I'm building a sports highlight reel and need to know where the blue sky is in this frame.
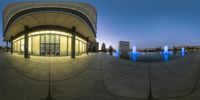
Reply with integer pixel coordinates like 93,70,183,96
0,0,200,49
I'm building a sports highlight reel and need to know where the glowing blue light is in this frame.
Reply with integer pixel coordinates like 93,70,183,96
160,45,173,61
160,45,171,55
116,49,119,53
131,54,137,62
164,53,169,61
181,47,185,56
181,47,184,52
128,46,140,62
132,46,137,53
114,49,120,58
164,45,168,53
128,52,139,62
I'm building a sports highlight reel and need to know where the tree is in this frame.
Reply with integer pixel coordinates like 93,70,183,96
186,46,190,53
158,46,161,52
172,46,177,55
173,46,177,53
155,47,161,52
191,46,194,53
101,43,107,53
108,45,114,55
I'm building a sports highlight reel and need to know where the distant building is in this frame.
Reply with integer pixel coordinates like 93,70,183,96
174,46,200,52
142,47,161,52
119,41,130,53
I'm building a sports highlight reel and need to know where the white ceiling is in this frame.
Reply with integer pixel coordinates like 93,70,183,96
4,12,95,41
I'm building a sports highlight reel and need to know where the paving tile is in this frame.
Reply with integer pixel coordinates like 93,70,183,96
0,52,199,100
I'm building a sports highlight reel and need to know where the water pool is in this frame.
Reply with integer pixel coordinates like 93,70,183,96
113,52,195,62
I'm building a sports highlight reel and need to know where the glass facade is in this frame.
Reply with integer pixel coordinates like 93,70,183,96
13,30,87,56
40,34,60,56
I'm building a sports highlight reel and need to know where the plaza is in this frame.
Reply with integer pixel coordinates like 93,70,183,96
0,52,200,100
1,1,200,100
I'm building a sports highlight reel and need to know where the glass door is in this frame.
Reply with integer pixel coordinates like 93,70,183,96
46,43,50,56
55,44,60,56
40,43,45,56
40,34,60,56
50,43,55,56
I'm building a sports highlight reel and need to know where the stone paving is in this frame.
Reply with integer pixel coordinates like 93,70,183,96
0,52,199,100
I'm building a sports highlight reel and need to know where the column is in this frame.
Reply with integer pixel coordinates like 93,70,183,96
86,37,89,55
24,26,29,58
71,27,76,58
6,41,8,52
11,36,14,54
6,41,8,48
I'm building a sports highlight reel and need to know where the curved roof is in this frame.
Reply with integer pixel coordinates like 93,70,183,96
3,1,97,41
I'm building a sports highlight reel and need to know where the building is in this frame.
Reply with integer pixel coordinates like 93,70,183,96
89,42,99,52
3,1,98,58
118,41,130,53
173,46,200,52
141,47,161,52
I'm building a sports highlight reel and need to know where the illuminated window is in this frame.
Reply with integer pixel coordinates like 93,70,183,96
12,30,87,56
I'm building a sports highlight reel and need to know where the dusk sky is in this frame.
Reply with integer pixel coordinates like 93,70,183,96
0,0,200,49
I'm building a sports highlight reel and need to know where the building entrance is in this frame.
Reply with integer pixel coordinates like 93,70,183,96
40,34,60,56
41,43,60,56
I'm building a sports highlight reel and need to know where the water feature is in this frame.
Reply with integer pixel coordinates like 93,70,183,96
113,45,188,62
132,46,137,53
160,45,173,61
128,46,140,62
164,45,168,53
181,47,185,56
113,49,120,58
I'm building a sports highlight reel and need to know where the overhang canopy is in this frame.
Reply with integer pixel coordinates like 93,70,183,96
3,2,97,42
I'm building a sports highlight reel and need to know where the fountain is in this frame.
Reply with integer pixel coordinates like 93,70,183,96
164,45,168,54
181,47,185,56
128,46,140,62
132,46,137,54
163,53,169,61
160,45,173,61
113,49,120,58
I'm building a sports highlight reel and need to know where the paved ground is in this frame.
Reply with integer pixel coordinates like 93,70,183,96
0,52,199,100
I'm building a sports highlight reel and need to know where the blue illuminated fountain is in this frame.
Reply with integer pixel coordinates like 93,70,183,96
164,45,168,53
160,45,173,61
128,46,140,62
132,46,137,54
181,47,185,56
113,49,120,58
